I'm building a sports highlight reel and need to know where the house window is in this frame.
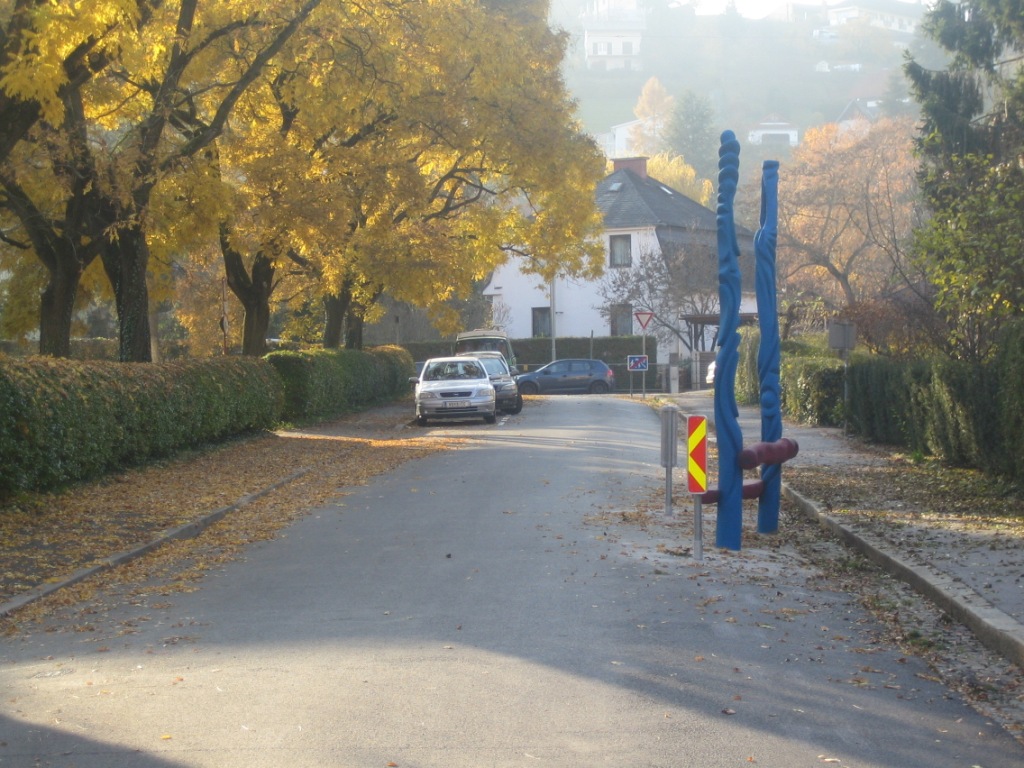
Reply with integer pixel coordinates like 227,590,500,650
532,307,551,338
609,234,632,268
609,304,632,336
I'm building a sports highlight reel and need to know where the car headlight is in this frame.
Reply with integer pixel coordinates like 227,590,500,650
479,387,495,398
418,391,439,400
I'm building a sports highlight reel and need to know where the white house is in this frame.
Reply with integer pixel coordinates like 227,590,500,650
483,157,759,385
580,0,646,72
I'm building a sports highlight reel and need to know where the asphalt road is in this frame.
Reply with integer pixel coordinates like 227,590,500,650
1,396,1021,767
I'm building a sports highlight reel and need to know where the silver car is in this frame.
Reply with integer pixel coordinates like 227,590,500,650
410,357,496,427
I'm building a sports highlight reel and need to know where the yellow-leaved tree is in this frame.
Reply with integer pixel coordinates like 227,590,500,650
2,0,605,359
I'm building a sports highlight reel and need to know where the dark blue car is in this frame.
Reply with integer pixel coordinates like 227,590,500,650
515,359,616,395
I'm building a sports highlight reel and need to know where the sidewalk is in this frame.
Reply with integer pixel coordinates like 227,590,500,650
667,388,1024,670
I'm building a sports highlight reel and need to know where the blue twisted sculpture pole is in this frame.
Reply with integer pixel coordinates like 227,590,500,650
755,161,782,533
714,131,744,550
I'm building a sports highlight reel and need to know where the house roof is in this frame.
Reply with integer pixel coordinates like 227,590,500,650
597,168,718,231
596,166,754,238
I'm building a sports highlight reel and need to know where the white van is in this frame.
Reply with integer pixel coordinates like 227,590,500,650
454,329,517,372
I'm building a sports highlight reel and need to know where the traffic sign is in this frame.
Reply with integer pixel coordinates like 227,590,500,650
634,311,654,330
627,354,649,371
687,416,708,493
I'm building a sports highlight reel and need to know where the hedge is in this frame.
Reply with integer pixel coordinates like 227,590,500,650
766,321,1024,483
265,344,413,423
0,356,283,498
0,345,414,499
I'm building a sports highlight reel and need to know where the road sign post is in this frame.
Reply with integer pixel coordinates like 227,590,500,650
660,405,679,518
626,354,649,399
687,416,708,561
634,312,654,399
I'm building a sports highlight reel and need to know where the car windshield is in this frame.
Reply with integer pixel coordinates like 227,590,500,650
478,358,508,376
424,360,485,381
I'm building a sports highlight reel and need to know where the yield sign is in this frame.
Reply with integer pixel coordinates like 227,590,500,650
634,311,654,330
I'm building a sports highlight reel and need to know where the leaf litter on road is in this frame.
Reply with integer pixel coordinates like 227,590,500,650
0,403,447,634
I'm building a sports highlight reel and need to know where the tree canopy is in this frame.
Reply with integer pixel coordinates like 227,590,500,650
0,0,605,360
904,0,1024,360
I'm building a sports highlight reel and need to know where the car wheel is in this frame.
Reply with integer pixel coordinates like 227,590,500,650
519,381,539,396
589,381,609,394
507,393,523,415
416,415,428,426
484,412,497,424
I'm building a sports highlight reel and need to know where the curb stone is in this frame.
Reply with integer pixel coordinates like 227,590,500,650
0,468,310,619
783,482,1024,669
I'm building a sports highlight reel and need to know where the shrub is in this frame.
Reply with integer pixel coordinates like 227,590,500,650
0,357,283,498
266,345,413,423
780,356,845,426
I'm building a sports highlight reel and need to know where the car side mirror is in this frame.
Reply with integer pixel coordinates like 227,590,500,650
509,366,520,375
408,376,419,385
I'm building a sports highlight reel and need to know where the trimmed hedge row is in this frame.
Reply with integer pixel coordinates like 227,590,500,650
0,357,284,497
0,345,414,498
736,322,1024,483
265,345,413,422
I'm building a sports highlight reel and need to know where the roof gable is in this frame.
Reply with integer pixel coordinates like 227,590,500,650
596,167,755,238
596,168,719,231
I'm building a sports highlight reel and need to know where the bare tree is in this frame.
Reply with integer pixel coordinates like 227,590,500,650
597,244,720,355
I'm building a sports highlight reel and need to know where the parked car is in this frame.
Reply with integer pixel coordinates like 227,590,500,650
409,357,496,426
515,359,616,395
458,351,522,414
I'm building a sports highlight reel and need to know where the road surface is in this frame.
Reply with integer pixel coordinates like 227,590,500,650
1,396,1020,767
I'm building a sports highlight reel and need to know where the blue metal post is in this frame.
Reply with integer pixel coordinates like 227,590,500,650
714,131,744,551
755,161,782,533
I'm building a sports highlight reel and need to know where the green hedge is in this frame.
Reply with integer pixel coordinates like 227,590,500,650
266,345,413,423
0,345,414,499
0,356,283,498
770,321,1024,483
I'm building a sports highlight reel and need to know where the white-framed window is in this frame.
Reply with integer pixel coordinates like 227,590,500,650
609,303,632,336
609,234,632,268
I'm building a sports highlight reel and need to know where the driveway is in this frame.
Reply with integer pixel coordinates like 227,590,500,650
0,396,1020,767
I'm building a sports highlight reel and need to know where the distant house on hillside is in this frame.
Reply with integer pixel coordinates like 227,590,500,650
836,98,882,133
787,0,924,34
482,157,757,384
594,118,645,158
826,0,924,34
580,0,646,72
748,117,799,147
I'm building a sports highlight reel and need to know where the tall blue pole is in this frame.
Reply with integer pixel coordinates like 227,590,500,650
714,131,744,551
755,161,782,533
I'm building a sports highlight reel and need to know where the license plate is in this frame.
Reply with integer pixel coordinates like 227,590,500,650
444,400,470,408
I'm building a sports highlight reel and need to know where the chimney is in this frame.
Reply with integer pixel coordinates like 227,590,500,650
612,157,648,178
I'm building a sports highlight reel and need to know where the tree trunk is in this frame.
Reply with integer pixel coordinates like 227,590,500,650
38,250,81,358
241,261,273,356
345,310,364,349
221,232,275,357
322,292,350,349
101,225,153,362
